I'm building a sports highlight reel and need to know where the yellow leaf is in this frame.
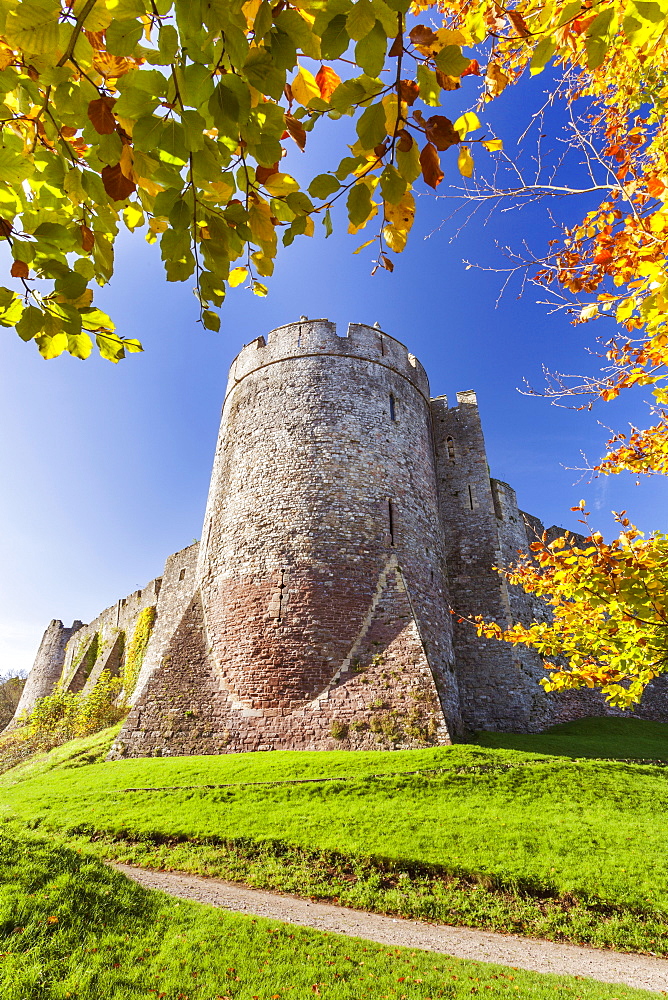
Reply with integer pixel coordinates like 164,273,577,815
291,67,320,107
486,62,509,98
36,333,68,359
149,218,168,235
457,145,474,177
207,179,236,201
119,144,135,181
383,225,407,252
353,238,375,254
453,112,481,138
381,94,406,136
263,172,300,197
482,138,503,152
252,281,268,296
229,267,248,287
384,191,415,232
304,216,314,237
249,200,275,242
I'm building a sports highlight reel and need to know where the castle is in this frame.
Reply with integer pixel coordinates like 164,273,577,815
11,320,668,753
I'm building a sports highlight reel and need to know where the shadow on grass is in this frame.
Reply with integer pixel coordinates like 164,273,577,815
470,716,668,762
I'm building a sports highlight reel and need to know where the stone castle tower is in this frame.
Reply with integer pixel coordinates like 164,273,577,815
11,320,668,752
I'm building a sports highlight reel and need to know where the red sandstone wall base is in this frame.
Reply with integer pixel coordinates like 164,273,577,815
111,569,452,758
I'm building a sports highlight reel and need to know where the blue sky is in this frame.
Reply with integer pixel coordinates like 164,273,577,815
1,70,666,677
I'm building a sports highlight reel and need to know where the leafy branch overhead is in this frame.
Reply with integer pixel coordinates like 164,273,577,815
0,0,663,367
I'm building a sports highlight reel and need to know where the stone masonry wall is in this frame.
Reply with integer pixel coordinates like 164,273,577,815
8,618,83,727
431,391,548,731
116,558,449,755
11,545,199,727
117,319,460,756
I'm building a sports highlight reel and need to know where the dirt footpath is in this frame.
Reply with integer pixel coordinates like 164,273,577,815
113,864,668,994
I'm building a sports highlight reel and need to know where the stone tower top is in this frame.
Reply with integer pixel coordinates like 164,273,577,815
224,319,430,400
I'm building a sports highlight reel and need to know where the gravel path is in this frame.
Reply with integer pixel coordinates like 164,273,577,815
113,864,668,994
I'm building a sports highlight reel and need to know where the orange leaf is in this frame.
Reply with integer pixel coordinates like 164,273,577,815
256,162,280,184
10,260,28,278
87,96,116,135
315,65,341,102
285,114,306,151
461,59,480,77
399,79,419,105
80,225,95,252
507,10,530,37
420,142,443,189
101,162,136,201
424,114,460,151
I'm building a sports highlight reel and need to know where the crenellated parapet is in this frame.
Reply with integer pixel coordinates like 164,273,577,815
224,319,431,401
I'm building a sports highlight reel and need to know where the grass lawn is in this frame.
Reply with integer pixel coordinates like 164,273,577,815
0,827,659,1000
1,717,667,956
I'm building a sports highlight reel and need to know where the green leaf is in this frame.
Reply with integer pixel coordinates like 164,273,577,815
113,87,160,119
54,270,88,300
160,226,191,261
632,1,664,22
336,155,366,180
323,207,333,236
33,222,76,248
0,147,34,185
380,164,406,204
243,46,286,100
347,0,376,41
530,37,556,76
105,18,143,57
355,22,387,77
202,309,220,331
169,198,192,230
16,305,43,342
320,13,350,59
133,115,165,153
347,182,373,226
308,173,341,200
416,64,439,106
434,45,470,77
158,121,188,164
158,23,179,59
356,101,386,150
181,109,207,151
396,139,420,182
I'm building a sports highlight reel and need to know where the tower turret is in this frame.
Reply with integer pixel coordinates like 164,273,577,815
118,320,460,755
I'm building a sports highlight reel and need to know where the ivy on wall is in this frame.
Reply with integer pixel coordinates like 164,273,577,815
122,606,157,697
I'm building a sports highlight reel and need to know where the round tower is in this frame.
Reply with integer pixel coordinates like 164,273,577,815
190,318,461,747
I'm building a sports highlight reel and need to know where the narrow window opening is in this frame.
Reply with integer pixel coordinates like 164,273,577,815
468,484,474,510
380,335,386,356
430,569,434,583
389,393,396,421
178,568,186,581
388,499,395,546
446,436,455,461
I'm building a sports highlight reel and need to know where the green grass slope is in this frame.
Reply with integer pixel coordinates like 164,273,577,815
473,718,668,761
2,718,667,955
0,828,658,1000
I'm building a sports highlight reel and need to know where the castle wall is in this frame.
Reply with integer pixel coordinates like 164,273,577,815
117,319,460,756
431,391,548,731
9,619,83,726
131,543,199,704
14,319,668,749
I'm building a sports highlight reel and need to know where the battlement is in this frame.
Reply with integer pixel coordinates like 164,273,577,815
224,319,430,399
